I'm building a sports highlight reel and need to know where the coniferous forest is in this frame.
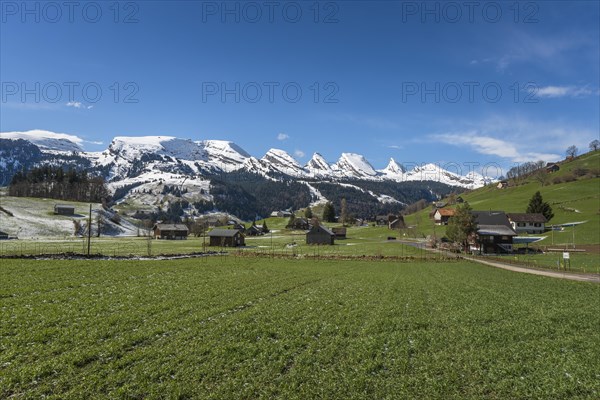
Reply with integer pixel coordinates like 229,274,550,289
9,166,109,203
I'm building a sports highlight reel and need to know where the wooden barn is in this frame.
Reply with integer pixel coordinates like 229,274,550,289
388,216,406,230
246,225,265,236
331,227,347,239
286,217,310,231
54,204,75,216
208,229,245,247
433,209,455,225
546,163,560,173
152,223,189,240
306,225,335,245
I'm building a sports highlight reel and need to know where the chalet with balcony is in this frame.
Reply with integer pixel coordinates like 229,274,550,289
471,211,517,254
507,213,547,234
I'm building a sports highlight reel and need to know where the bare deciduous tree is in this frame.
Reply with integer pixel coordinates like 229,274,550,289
566,145,578,159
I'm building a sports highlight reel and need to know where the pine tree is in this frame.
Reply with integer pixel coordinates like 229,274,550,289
305,207,313,219
446,202,476,252
262,220,269,233
322,202,336,222
526,191,554,221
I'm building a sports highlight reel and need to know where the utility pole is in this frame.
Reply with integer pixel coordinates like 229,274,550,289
87,203,92,257
270,229,273,258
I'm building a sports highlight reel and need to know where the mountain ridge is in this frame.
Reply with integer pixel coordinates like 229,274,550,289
0,130,484,219
1,130,491,188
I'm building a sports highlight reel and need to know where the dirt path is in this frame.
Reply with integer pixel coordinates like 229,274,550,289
462,255,600,283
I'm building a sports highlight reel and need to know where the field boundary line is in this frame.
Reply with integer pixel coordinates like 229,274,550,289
462,256,600,283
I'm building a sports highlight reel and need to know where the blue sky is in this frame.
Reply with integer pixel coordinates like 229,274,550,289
1,1,598,176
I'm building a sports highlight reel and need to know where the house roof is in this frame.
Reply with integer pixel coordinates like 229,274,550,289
472,211,512,228
507,213,547,223
477,225,517,236
309,225,334,236
208,228,241,237
436,208,455,217
389,218,405,226
154,223,189,231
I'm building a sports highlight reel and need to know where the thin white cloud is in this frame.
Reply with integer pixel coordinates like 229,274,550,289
387,145,403,150
66,102,94,109
474,30,595,72
85,140,104,145
429,115,598,164
277,133,289,141
433,133,561,163
536,85,598,98
294,150,305,158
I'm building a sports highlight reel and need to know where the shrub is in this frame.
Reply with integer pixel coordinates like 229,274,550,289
552,176,563,185
587,168,600,178
562,173,577,182
573,167,589,177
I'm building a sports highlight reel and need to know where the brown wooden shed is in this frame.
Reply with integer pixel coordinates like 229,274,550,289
306,225,335,245
208,229,245,247
153,223,189,240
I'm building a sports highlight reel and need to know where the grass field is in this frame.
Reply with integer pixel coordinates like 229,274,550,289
1,258,599,399
0,226,435,259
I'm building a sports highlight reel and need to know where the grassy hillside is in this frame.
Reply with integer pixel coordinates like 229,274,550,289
404,151,600,246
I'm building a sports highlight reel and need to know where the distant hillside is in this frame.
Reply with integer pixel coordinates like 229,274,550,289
404,151,600,246
0,191,139,238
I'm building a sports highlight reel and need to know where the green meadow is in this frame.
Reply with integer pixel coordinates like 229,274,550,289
1,257,599,399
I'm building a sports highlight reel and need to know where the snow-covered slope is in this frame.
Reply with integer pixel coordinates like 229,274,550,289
260,149,307,177
197,140,250,171
108,136,206,161
305,153,333,177
0,195,138,238
403,163,484,189
379,158,406,179
2,130,83,153
331,153,378,179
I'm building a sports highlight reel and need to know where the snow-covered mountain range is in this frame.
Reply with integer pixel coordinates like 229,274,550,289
1,130,491,189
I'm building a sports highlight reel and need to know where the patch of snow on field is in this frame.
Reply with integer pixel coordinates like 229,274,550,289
0,196,139,238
